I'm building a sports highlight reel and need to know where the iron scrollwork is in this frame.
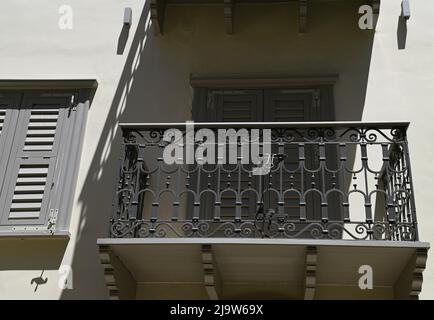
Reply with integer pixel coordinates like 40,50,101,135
110,123,417,241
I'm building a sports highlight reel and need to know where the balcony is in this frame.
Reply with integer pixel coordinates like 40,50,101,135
98,122,428,299
111,121,418,241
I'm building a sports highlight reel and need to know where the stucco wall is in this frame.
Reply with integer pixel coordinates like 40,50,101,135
0,0,432,299
362,0,434,299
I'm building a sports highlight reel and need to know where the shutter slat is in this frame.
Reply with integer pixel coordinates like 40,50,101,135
23,145,53,151
27,129,56,136
29,114,59,120
18,167,49,175
27,122,57,128
10,202,42,210
13,194,44,201
25,137,55,144
30,108,60,113
16,177,47,184
14,185,46,192
8,212,40,219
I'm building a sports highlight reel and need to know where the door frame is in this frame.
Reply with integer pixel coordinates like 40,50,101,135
189,74,341,226
191,74,338,122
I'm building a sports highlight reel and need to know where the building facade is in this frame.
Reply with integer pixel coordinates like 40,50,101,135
0,0,432,299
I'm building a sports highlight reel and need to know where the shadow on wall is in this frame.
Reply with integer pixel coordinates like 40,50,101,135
60,1,377,299
397,15,408,50
60,3,155,299
117,24,130,55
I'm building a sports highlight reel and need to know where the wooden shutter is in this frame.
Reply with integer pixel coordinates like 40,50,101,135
214,90,262,122
190,90,263,220
0,96,69,226
264,89,341,222
0,95,20,195
264,90,320,220
214,90,262,219
191,87,337,224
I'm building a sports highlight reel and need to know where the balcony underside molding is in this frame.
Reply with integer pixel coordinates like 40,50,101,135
147,0,375,35
304,246,317,299
410,248,429,299
97,239,429,300
394,247,428,299
99,245,120,300
98,238,429,248
99,245,136,300
202,244,222,299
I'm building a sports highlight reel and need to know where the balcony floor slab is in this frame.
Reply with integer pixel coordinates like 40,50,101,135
97,238,429,300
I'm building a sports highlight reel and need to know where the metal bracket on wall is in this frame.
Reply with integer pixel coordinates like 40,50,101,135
123,7,132,26
401,0,410,20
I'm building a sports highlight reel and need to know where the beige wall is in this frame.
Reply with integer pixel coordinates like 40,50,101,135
362,0,434,299
0,0,432,299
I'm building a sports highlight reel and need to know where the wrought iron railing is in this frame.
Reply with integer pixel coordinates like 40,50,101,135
111,122,418,241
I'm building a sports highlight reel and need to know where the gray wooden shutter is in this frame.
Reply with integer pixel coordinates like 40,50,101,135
264,89,340,223
190,89,263,221
191,87,337,224
264,90,315,122
214,90,262,122
0,96,69,227
214,90,262,219
0,95,20,195
264,90,318,220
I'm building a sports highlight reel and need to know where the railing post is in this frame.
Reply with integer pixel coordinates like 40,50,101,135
319,141,328,222
110,136,126,237
299,143,307,221
402,127,419,241
130,143,145,222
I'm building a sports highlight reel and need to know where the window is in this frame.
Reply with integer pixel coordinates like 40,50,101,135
0,82,95,235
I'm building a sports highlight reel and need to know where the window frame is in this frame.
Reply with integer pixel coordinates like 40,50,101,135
0,80,97,236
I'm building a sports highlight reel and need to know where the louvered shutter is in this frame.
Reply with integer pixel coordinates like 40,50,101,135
0,95,20,194
0,96,68,226
191,87,337,224
264,90,320,220
189,90,263,220
214,91,263,219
